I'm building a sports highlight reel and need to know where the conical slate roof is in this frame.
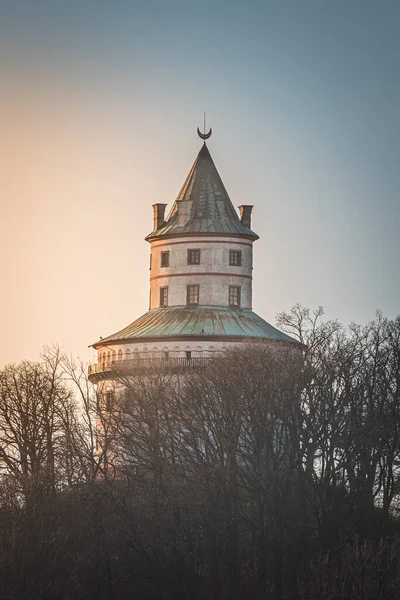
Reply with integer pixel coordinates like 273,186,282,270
93,306,297,347
146,144,258,239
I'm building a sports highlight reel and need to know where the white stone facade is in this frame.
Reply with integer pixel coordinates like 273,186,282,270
94,232,256,367
149,236,253,310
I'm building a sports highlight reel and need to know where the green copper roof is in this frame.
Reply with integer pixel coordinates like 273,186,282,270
146,144,258,240
93,306,297,346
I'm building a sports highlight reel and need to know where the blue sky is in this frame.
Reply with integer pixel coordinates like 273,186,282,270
0,0,399,365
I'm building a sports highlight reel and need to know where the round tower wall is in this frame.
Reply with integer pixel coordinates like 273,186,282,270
149,236,253,309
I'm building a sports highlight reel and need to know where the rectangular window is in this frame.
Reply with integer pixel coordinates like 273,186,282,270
187,285,199,306
229,250,242,266
188,249,201,265
160,251,169,267
149,253,152,270
160,286,168,306
229,286,241,308
105,392,114,412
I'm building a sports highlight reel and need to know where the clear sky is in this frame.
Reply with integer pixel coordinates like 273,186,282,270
1,0,399,367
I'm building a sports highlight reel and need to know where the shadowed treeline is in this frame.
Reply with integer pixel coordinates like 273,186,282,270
0,306,399,599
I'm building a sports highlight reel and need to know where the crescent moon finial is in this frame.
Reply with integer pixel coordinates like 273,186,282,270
197,126,212,140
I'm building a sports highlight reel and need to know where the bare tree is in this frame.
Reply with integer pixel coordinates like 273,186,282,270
0,347,76,498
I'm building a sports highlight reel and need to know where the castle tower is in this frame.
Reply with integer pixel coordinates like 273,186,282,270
89,131,295,383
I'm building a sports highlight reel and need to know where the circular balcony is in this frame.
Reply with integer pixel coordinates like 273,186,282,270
88,357,212,382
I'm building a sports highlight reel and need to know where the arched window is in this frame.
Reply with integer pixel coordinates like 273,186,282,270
107,351,111,362
112,350,116,361
118,349,123,360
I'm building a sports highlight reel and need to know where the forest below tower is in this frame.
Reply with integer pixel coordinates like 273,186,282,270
0,305,399,600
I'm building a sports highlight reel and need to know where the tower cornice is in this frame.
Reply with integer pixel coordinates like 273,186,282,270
146,231,259,243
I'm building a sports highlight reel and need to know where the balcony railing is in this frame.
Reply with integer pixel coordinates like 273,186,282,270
88,357,212,380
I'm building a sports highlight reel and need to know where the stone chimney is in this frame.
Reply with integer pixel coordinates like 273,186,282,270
152,203,167,231
238,205,254,230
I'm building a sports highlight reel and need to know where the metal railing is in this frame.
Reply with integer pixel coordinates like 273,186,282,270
88,357,212,377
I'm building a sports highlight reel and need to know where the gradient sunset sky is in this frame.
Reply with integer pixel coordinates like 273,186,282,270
1,0,399,367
